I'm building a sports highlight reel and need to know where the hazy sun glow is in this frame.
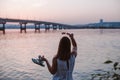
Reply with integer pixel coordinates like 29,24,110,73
0,0,120,24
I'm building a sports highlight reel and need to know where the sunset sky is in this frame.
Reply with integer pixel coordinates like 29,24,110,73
0,0,120,24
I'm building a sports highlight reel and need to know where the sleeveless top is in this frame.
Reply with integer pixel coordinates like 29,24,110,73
53,47,77,80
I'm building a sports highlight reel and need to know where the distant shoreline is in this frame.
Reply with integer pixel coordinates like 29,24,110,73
4,27,120,29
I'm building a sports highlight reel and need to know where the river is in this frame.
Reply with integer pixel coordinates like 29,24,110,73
0,29,120,80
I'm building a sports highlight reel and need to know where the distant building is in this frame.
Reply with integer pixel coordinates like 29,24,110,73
100,19,103,23
88,19,120,28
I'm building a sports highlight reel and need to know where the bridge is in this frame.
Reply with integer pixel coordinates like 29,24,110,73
0,18,73,34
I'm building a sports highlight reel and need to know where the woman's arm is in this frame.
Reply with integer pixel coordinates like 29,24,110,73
69,33,77,48
67,33,77,57
41,56,57,75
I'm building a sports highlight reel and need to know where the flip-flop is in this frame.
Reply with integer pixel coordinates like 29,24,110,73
32,58,45,67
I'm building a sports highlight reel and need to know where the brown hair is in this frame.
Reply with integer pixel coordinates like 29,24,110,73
56,36,71,61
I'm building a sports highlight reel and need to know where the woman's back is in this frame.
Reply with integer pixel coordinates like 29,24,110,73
53,55,75,80
40,33,77,80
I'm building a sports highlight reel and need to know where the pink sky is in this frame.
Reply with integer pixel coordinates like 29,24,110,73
0,0,120,24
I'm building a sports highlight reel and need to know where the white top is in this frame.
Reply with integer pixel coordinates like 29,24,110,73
53,47,77,80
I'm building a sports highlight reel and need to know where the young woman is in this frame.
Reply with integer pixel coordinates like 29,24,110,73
41,32,77,80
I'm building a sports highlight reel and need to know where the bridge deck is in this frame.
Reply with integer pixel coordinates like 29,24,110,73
0,18,73,34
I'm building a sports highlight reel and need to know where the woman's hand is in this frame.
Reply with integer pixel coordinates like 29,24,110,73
66,33,74,38
40,55,47,61
62,32,74,38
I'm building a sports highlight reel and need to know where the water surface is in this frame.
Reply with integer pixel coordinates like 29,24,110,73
0,29,120,80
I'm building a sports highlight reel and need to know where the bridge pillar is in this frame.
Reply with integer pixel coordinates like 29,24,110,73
53,25,57,30
59,25,62,30
3,23,5,34
45,24,50,32
0,21,6,34
63,26,66,29
35,23,40,33
20,22,27,33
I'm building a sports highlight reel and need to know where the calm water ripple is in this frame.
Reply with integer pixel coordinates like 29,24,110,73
0,29,120,80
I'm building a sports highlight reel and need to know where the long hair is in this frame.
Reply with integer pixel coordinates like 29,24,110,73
56,36,71,61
